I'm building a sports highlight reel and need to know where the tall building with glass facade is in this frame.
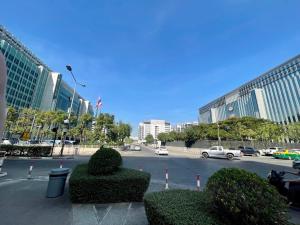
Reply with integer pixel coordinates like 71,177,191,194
0,25,93,116
56,80,94,116
199,55,300,125
0,26,51,109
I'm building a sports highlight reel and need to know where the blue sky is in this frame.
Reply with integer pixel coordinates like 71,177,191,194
1,0,300,135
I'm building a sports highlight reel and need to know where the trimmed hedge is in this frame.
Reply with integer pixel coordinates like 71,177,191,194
205,168,290,225
88,147,122,175
144,189,221,225
69,164,151,203
0,145,51,157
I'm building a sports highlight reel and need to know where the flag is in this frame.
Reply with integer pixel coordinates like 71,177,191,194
96,97,102,109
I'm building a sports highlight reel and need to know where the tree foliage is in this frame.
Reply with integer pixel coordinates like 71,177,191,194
4,107,131,145
145,134,154,144
158,117,288,146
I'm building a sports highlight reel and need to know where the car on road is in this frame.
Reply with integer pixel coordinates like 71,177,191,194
238,146,260,156
201,146,241,160
1,139,12,145
121,145,130,151
130,145,141,151
155,146,168,155
263,147,283,156
273,149,300,160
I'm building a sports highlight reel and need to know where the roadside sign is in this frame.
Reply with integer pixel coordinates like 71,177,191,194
20,131,30,141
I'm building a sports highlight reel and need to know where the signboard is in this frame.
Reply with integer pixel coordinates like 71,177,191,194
20,131,30,141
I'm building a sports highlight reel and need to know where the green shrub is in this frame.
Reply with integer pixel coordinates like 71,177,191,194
205,168,290,225
88,147,122,175
0,145,51,157
69,164,150,203
144,189,221,225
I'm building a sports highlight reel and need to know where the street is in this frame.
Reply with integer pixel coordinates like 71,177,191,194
0,146,299,225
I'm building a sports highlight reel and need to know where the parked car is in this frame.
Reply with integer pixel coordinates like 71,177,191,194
64,140,75,145
129,145,141,151
28,140,41,145
263,147,283,156
121,145,130,151
238,146,260,156
201,146,241,160
273,149,300,160
155,146,168,155
1,139,12,145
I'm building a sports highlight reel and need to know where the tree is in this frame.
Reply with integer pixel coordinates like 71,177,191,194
286,123,300,143
4,106,18,138
93,113,115,145
256,121,283,148
117,122,131,143
183,127,198,147
145,134,154,144
124,137,133,145
157,132,170,144
12,108,37,137
77,113,93,143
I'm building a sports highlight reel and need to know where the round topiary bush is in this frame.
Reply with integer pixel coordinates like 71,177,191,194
88,147,122,175
205,168,289,225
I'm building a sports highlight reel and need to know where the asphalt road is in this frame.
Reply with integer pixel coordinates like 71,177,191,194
122,145,298,189
0,146,299,225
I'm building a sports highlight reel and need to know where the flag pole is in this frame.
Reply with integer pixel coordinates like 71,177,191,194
95,107,99,118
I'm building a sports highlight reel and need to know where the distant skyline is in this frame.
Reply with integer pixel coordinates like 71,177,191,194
1,1,300,135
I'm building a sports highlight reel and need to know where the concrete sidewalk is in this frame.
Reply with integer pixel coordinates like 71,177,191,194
0,179,72,225
1,177,298,225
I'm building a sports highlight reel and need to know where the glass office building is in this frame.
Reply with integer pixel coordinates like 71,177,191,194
56,80,83,115
0,25,93,116
199,55,300,125
0,26,50,109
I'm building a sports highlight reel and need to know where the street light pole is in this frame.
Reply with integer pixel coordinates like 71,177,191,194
68,82,77,120
60,65,86,156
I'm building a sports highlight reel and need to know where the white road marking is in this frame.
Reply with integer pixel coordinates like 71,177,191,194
122,203,132,225
99,205,112,225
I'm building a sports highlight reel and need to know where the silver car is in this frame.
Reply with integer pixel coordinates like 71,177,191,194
201,146,241,160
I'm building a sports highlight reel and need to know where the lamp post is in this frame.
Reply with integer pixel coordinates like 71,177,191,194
66,65,86,121
60,65,86,156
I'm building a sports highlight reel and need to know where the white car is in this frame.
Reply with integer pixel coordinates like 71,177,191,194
2,139,12,145
264,147,283,156
155,147,168,155
129,145,141,151
134,145,141,151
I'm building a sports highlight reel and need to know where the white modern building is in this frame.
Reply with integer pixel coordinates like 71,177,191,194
138,120,171,140
172,121,199,132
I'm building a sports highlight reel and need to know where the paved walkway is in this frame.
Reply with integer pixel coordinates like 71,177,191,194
73,203,147,225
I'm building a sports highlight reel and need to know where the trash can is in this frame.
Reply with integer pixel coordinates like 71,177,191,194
46,168,69,198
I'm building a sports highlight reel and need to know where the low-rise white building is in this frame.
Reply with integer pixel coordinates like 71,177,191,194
138,120,171,140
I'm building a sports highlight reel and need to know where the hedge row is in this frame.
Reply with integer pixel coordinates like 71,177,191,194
144,189,221,225
144,168,290,225
0,145,51,157
69,164,151,203
206,168,289,225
